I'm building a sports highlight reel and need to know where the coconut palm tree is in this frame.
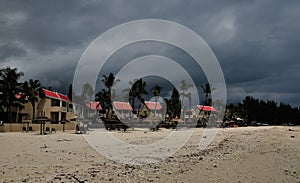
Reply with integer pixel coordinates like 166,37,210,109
129,78,147,111
23,79,44,122
81,82,94,102
185,92,192,110
151,85,162,117
180,80,193,120
201,83,214,106
0,67,24,122
95,89,110,110
122,80,135,102
101,73,120,106
180,80,193,109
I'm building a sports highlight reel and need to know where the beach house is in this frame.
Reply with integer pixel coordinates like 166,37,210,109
113,101,133,119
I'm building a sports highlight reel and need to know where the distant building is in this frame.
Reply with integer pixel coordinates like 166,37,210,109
72,101,102,120
113,101,133,119
17,89,75,123
137,101,163,118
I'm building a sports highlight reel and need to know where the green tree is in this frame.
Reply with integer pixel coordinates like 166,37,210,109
184,92,192,110
164,88,181,119
95,89,110,110
67,84,73,102
23,79,44,122
101,73,120,107
81,82,94,102
0,67,24,122
129,78,147,111
201,83,214,106
180,80,193,109
151,84,162,117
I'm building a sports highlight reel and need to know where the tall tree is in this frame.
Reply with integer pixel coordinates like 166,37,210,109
129,78,147,111
180,80,193,109
81,82,94,102
201,83,214,106
95,89,110,110
23,79,44,122
165,88,181,119
67,84,73,102
101,73,120,107
0,67,24,122
122,80,134,102
185,92,192,110
151,84,162,117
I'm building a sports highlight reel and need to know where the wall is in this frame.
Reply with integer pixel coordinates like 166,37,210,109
0,122,76,132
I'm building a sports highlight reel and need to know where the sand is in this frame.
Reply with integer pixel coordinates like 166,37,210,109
0,126,299,183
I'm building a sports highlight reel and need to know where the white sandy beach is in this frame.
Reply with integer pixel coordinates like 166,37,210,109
0,126,299,183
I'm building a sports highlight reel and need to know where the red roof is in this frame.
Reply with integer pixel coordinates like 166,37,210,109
145,101,162,110
86,102,102,110
58,93,70,102
113,102,133,111
197,105,217,112
42,89,70,102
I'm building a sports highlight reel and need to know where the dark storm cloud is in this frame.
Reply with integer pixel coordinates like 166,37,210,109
0,42,26,62
0,0,300,105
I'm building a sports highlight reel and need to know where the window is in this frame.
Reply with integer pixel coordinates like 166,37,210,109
50,112,59,123
51,99,60,106
62,101,67,107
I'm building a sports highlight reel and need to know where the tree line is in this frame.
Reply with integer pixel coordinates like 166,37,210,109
0,67,44,123
225,96,300,125
3,67,297,125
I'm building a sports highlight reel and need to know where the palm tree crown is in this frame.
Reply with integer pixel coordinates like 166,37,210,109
0,67,24,122
23,79,44,121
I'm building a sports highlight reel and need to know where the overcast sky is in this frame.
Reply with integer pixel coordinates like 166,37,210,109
1,0,300,106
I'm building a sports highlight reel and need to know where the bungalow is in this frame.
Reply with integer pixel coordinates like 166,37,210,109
138,101,163,118
113,101,133,119
72,101,102,120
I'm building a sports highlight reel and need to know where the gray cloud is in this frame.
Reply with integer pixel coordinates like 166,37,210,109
0,0,300,106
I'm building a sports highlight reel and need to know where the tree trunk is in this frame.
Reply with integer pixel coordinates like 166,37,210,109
8,102,12,123
40,121,42,135
32,102,35,123
154,96,157,117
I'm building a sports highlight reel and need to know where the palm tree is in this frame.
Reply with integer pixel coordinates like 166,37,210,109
180,80,193,109
23,79,44,122
100,73,120,118
151,85,162,117
122,80,135,102
95,89,110,110
0,67,24,122
180,80,193,120
201,83,214,106
198,83,215,127
185,92,192,110
101,73,120,106
129,78,147,111
81,82,94,102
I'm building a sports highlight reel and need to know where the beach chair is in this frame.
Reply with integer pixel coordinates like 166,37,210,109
45,127,50,134
51,128,56,133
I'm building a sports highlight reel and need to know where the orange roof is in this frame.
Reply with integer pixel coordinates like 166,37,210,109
42,89,70,102
196,105,217,112
86,102,102,110
113,102,133,111
145,101,162,110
